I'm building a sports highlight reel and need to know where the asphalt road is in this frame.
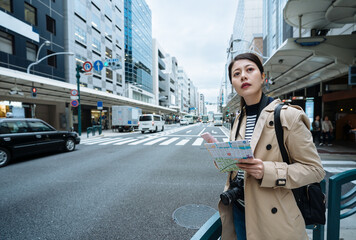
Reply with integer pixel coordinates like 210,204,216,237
0,123,228,240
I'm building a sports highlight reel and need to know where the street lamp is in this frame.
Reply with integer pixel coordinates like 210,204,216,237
227,38,268,60
36,40,51,61
27,51,75,74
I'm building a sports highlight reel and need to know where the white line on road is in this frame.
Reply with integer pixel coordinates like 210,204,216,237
212,130,217,134
144,137,168,145
129,137,158,145
176,139,190,145
113,138,137,145
160,137,179,145
83,138,117,145
192,138,204,146
99,138,127,145
198,128,206,136
186,130,192,133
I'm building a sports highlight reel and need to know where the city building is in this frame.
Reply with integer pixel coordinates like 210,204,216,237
221,0,264,119
199,93,206,116
124,0,154,104
0,0,66,122
177,67,189,114
63,0,125,128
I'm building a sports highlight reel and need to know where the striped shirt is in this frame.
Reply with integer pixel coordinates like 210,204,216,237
234,103,259,208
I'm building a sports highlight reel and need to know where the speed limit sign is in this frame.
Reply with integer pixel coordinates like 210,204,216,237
83,61,92,72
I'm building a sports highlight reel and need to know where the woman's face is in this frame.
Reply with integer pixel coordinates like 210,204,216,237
230,59,264,102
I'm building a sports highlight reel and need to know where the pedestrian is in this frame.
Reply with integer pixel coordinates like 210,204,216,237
321,116,333,146
219,53,325,240
312,115,321,145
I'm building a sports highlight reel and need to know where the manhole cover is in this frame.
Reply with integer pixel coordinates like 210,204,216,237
172,204,217,229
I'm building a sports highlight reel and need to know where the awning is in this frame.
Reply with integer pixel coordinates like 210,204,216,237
284,0,356,29
0,67,176,114
263,34,356,97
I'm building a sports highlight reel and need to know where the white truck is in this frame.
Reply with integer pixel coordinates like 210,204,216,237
213,113,223,126
111,106,142,132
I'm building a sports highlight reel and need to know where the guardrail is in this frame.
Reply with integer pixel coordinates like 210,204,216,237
86,125,102,138
327,169,356,240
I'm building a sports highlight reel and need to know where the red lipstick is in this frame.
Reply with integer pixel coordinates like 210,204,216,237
241,83,251,89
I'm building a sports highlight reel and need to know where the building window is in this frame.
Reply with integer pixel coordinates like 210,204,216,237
105,47,112,59
92,37,101,52
0,0,12,12
75,25,86,45
46,15,56,35
75,54,86,67
105,24,112,40
106,68,113,79
74,0,86,21
26,42,37,61
24,2,36,25
91,12,101,31
0,30,14,54
116,73,122,84
47,50,57,67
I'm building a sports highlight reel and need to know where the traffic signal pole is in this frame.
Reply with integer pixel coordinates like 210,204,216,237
76,65,82,136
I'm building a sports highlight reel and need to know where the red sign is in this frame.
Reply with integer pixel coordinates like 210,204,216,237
71,89,78,96
83,61,92,72
71,100,79,107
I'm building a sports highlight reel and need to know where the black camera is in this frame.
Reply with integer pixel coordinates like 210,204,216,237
220,177,244,206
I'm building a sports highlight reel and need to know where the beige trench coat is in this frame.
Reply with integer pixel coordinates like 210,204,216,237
218,99,325,240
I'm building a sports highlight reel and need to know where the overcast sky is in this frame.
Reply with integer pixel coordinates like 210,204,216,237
145,0,237,103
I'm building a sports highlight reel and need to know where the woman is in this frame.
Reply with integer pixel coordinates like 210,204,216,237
312,115,321,145
218,53,325,240
321,115,333,146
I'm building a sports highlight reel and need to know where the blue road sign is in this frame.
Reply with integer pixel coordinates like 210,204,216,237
71,100,79,107
93,60,104,71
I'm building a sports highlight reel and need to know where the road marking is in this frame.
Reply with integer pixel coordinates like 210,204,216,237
129,137,158,145
198,128,206,136
192,138,204,146
99,138,127,145
160,137,179,145
144,137,168,145
186,130,192,133
324,167,355,173
113,138,137,145
83,138,117,145
223,138,229,142
176,139,190,145
212,130,217,134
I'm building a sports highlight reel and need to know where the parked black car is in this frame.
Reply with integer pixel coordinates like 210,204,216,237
0,118,80,167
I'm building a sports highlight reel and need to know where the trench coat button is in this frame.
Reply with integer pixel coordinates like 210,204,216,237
269,121,274,126
271,207,277,214
266,144,272,150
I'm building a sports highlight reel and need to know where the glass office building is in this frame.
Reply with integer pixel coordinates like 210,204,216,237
124,0,153,94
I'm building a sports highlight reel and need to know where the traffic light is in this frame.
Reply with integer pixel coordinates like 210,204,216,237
31,87,37,98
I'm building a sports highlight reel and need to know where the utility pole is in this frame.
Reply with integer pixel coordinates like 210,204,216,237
76,65,82,136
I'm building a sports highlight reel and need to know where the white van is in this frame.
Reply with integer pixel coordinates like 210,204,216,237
138,114,165,133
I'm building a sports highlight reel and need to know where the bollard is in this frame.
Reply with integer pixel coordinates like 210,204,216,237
86,127,92,138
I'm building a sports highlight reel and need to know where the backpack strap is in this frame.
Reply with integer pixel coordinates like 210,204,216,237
274,103,290,164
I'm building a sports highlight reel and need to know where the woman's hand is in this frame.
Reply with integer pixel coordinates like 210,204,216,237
237,158,264,179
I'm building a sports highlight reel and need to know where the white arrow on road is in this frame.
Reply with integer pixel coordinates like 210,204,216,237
212,130,217,134
186,130,192,133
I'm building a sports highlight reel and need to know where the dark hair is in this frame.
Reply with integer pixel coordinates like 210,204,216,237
228,53,264,111
228,53,264,84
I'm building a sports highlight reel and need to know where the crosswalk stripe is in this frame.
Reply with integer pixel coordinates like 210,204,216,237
160,137,179,145
113,139,137,145
129,137,158,145
99,138,127,145
176,139,190,145
144,137,168,145
192,138,204,146
83,138,117,145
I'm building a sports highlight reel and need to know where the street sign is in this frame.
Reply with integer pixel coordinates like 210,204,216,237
93,60,104,71
97,101,103,110
83,61,92,72
71,100,79,107
70,96,79,100
105,58,122,70
70,89,78,96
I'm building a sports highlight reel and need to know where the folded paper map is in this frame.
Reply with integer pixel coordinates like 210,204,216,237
204,141,253,172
